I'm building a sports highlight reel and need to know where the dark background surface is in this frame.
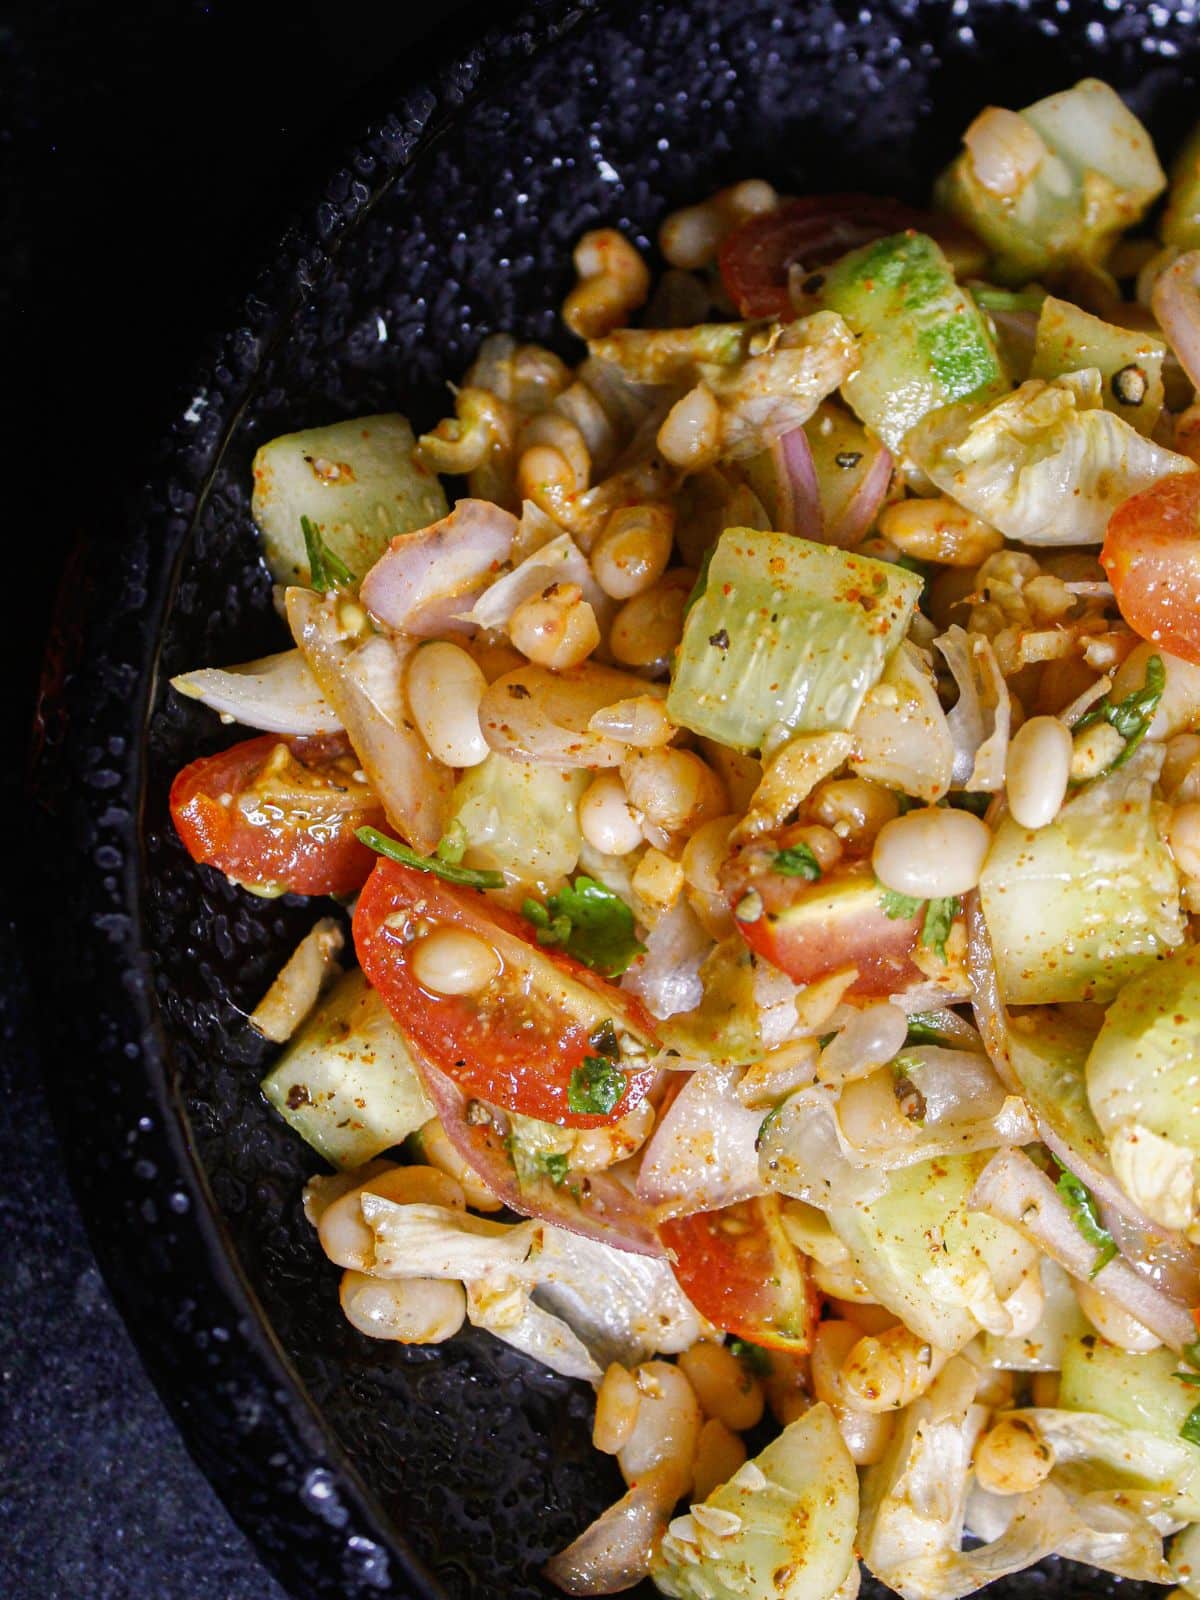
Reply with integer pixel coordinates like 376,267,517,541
4,4,471,1596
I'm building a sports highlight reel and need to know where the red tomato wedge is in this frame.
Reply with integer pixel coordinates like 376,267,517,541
719,195,985,319
169,732,385,895
353,859,658,1127
659,1196,817,1352
725,844,923,1000
1102,473,1200,665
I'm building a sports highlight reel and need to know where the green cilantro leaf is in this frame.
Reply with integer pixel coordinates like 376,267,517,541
301,515,355,592
567,1054,627,1117
773,843,823,880
729,1338,772,1376
1055,1166,1118,1277
905,1012,949,1046
540,1151,571,1186
1183,1339,1200,1372
920,896,962,963
1074,654,1165,775
948,791,990,817
1173,1371,1200,1386
1182,1403,1200,1448
525,876,644,978
356,826,504,889
880,885,923,920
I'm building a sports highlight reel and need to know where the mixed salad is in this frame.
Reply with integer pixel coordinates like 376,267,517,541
169,78,1200,1600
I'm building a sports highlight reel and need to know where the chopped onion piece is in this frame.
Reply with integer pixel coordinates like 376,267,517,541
637,1063,766,1217
1152,249,1200,393
545,1466,681,1595
249,917,344,1043
171,649,343,735
359,498,518,636
771,425,823,539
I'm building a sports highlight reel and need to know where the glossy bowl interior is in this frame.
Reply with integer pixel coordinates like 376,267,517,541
34,0,1200,1596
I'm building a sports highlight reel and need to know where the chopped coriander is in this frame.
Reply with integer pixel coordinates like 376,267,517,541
1074,654,1165,775
773,842,822,880
356,826,505,889
435,821,468,864
920,896,961,963
523,877,644,978
880,885,922,920
1173,1371,1200,1386
1054,1165,1118,1277
948,791,990,817
970,284,1046,314
540,1151,571,1186
905,1012,948,1046
1182,1403,1200,1448
568,1055,626,1117
817,1031,838,1049
1183,1339,1200,1372
729,1338,772,1376
756,1105,782,1151
301,515,355,592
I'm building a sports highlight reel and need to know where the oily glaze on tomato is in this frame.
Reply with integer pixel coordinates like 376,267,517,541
353,859,658,1127
659,1196,817,1351
1102,473,1200,665
725,839,923,999
169,732,385,895
718,195,985,319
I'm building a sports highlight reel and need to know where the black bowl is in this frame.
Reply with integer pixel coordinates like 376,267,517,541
30,0,1200,1596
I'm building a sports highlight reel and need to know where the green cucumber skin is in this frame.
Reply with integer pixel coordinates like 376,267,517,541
821,232,1006,449
667,529,921,752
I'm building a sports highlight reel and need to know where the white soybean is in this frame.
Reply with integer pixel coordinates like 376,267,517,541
407,642,488,767
411,926,501,996
1006,715,1071,830
871,806,991,899
579,773,643,856
339,1271,466,1344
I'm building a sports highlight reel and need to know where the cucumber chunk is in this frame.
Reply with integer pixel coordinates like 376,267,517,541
667,528,922,752
252,414,448,587
978,743,1183,1004
1031,295,1166,437
447,753,588,897
261,969,434,1168
826,1152,1038,1352
821,231,1007,450
1164,123,1200,249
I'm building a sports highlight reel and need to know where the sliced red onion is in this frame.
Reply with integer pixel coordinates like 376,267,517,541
170,648,343,735
771,425,823,539
967,1148,1195,1352
826,441,893,549
1152,249,1200,394
637,1063,765,1217
1098,1201,1200,1308
417,1056,664,1256
458,530,611,635
965,892,1017,1092
544,1467,680,1595
359,498,518,636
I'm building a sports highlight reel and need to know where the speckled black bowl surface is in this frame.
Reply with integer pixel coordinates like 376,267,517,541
29,0,1200,1595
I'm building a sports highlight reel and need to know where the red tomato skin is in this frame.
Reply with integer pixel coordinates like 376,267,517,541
1102,473,1200,666
726,848,923,999
718,195,982,319
660,1196,817,1352
169,733,384,895
353,859,658,1128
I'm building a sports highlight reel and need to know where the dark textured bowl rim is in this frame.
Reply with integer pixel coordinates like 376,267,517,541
27,4,600,1596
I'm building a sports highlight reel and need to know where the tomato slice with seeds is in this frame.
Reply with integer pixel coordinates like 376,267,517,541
1102,473,1200,665
169,732,385,895
353,858,658,1127
659,1196,818,1352
719,195,985,319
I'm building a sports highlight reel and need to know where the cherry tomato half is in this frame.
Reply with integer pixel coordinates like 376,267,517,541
718,195,985,319
353,859,658,1127
725,839,924,1000
660,1196,818,1352
169,732,385,895
1102,472,1200,665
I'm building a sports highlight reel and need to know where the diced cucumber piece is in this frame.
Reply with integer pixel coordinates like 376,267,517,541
978,744,1183,1004
251,414,447,587
653,1402,858,1600
1031,295,1165,437
1006,1009,1107,1174
936,80,1165,283
821,231,1007,450
658,937,762,1068
1086,944,1200,1151
825,1152,1038,1352
261,969,433,1169
1164,123,1200,249
1061,1332,1200,1441
667,528,921,752
447,753,588,895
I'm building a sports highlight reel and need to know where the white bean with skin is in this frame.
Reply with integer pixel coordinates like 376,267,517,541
871,807,991,899
579,773,644,856
1006,715,1072,830
340,1271,466,1344
407,642,489,767
411,926,501,996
